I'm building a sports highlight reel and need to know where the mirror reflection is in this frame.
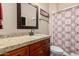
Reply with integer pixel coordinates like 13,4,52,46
21,3,37,26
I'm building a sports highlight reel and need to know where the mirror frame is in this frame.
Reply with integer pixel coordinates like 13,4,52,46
17,3,38,29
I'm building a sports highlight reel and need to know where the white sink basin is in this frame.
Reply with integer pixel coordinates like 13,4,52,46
31,36,42,39
30,34,47,40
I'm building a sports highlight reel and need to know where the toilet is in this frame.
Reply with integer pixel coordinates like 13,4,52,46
50,46,63,56
51,46,70,56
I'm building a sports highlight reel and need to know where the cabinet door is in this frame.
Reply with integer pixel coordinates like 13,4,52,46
29,40,44,56
30,48,44,56
42,39,50,56
43,46,50,56
4,46,29,56
29,41,42,52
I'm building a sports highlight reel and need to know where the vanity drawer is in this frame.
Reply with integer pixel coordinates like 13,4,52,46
4,46,29,56
29,41,43,52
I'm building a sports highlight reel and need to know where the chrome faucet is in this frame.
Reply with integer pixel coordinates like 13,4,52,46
29,29,34,36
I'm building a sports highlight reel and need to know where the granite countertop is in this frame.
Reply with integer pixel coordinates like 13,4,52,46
0,34,50,54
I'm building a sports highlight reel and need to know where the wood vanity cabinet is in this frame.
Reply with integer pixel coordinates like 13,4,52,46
0,38,50,56
3,46,29,56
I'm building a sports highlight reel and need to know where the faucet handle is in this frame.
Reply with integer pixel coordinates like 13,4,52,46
29,29,34,36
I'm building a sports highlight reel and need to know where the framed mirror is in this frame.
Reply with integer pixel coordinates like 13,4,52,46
17,3,38,29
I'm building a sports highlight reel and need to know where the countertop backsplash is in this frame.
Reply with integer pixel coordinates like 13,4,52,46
0,32,28,39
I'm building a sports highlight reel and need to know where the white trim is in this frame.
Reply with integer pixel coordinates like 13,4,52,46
52,4,79,14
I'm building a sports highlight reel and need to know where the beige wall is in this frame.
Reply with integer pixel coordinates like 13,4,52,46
35,3,49,12
0,3,49,35
49,3,79,13
35,3,49,34
58,3,79,10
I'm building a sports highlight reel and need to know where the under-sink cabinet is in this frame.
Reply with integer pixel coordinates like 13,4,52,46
0,38,50,56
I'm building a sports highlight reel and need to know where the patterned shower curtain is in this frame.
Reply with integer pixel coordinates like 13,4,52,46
52,5,79,54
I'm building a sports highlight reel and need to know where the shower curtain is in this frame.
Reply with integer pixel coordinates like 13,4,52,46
52,5,79,54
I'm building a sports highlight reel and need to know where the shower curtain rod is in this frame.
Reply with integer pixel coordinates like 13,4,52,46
52,4,79,14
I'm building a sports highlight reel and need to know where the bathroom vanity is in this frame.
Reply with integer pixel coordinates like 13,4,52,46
0,34,50,56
